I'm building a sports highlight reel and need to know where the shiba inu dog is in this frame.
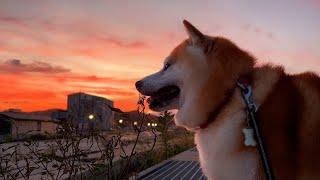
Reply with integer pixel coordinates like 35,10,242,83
135,20,320,180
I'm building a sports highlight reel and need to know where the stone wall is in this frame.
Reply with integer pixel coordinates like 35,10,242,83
41,121,58,134
11,120,58,138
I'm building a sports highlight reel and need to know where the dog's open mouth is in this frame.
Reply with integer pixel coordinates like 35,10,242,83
146,85,180,110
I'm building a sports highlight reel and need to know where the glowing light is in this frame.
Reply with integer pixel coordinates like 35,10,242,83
119,119,123,124
147,123,151,126
88,114,94,120
154,123,158,127
133,121,138,126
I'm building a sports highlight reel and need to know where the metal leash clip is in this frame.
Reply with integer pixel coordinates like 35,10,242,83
237,80,275,180
237,82,257,112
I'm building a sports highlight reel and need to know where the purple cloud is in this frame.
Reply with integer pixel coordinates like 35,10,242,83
0,59,71,74
0,15,149,51
0,16,28,28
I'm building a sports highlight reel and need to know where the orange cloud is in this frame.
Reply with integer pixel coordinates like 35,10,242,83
54,74,137,85
0,74,66,111
0,59,139,112
114,97,140,113
1,2,317,114
0,73,139,112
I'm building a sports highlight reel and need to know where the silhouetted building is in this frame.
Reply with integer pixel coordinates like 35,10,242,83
0,111,58,141
51,109,68,121
67,92,114,131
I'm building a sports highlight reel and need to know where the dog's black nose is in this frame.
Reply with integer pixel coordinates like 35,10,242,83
135,80,143,90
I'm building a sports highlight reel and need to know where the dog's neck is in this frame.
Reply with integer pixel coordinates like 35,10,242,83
199,87,235,129
199,74,252,129
194,43,256,130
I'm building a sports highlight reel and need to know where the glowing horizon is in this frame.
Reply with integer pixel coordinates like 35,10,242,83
0,0,319,112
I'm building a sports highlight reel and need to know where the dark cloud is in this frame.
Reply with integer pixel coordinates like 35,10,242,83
100,36,148,48
65,85,136,96
243,24,275,40
54,74,137,85
0,16,28,28
93,89,136,96
0,59,71,74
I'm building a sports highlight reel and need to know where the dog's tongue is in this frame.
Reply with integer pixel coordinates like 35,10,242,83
147,86,180,106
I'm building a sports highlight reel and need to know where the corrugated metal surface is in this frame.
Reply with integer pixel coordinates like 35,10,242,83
137,160,207,180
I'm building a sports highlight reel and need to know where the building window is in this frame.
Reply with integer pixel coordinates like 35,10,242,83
37,121,41,131
0,120,11,135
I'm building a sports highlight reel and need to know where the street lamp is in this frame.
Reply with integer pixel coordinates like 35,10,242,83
119,119,123,124
154,123,158,127
147,123,151,126
88,114,94,120
133,121,138,126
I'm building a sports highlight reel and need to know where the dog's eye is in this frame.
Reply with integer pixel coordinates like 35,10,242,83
163,63,171,71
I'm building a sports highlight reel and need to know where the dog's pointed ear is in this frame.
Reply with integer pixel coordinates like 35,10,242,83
183,20,214,54
183,20,205,46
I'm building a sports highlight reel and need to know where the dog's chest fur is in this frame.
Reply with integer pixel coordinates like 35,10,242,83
195,109,259,180
192,67,280,180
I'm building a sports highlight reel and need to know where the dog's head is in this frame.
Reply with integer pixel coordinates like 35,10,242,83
136,20,254,130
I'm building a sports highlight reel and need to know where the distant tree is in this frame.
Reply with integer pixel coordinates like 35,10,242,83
157,111,174,158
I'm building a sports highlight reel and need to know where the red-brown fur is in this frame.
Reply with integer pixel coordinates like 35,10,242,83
202,38,320,179
177,35,320,179
137,20,320,179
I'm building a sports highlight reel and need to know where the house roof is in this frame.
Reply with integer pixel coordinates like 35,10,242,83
0,112,58,122
114,111,159,124
68,92,113,104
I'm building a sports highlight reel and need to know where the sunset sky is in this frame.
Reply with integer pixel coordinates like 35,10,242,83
0,0,319,112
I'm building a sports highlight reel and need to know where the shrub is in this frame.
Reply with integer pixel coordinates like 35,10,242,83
28,134,49,141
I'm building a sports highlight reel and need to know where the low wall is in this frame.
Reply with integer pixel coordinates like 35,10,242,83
11,120,58,138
